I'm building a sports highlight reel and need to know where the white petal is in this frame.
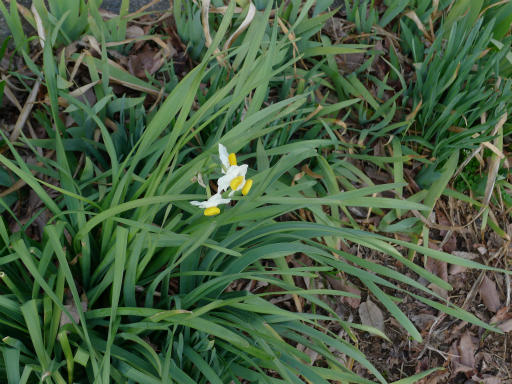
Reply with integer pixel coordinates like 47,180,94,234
190,193,231,209
209,193,231,205
218,143,230,171
237,164,248,178
217,166,239,192
190,200,210,208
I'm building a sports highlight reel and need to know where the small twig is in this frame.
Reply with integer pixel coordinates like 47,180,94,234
506,266,511,308
10,78,41,142
125,0,165,18
462,271,485,311
426,345,457,360
2,80,24,109
277,17,307,72
417,313,447,359
438,229,453,250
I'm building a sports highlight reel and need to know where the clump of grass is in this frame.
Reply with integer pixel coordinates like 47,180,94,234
405,16,511,164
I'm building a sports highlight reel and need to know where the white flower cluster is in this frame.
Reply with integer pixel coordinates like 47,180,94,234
190,144,253,216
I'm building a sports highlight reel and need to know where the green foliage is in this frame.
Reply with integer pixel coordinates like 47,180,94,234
32,0,88,46
0,0,510,383
406,17,512,163
454,152,484,194
173,0,205,59
0,0,28,53
344,0,379,34
0,37,8,105
87,0,132,50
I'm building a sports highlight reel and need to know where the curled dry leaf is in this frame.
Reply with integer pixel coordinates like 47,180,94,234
358,299,385,333
479,274,501,313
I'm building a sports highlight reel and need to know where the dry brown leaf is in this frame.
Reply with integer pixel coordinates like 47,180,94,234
497,318,512,332
420,369,450,384
435,210,457,252
426,256,448,298
427,282,448,299
223,2,256,50
60,299,87,326
10,78,42,142
449,264,467,275
336,52,365,73
301,164,323,179
358,299,385,332
449,251,480,274
442,236,457,253
453,363,474,375
326,276,361,309
458,331,476,369
425,256,448,281
490,306,511,323
341,282,361,309
127,46,163,79
406,99,423,121
291,171,305,185
479,274,501,313
410,313,436,329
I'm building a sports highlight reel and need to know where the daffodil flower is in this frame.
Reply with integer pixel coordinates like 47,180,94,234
190,144,254,216
217,144,253,196
190,193,231,216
